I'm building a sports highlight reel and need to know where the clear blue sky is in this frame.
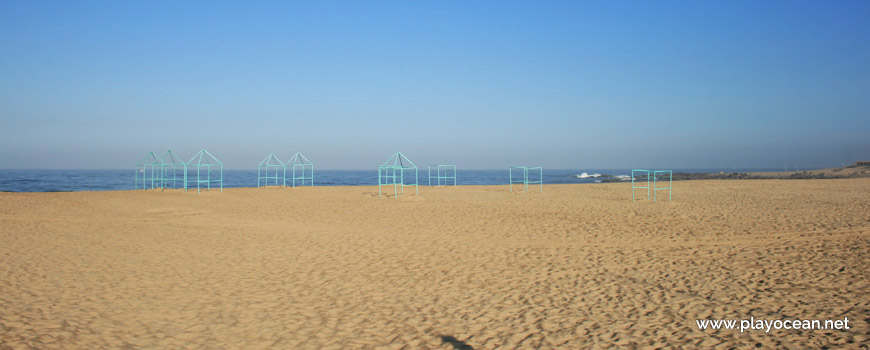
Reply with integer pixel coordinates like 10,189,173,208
1,1,868,170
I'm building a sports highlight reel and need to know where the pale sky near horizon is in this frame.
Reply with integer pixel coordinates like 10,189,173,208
1,1,868,170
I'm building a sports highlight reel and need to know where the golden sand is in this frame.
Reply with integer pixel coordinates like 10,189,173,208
1,179,868,349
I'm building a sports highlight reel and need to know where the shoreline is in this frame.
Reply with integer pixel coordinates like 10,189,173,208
2,172,869,193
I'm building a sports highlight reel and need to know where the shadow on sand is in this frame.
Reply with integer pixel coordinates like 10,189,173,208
439,335,474,350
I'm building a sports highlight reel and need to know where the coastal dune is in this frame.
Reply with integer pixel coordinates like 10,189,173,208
1,179,868,349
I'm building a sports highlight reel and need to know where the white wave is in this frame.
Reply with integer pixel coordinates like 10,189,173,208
575,172,602,179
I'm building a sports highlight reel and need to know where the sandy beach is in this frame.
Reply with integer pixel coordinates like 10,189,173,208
1,179,868,349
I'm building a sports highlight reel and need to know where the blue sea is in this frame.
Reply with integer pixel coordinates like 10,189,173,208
0,168,784,192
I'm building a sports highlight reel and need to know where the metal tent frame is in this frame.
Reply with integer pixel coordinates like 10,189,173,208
286,152,314,188
378,152,418,197
159,150,187,191
187,149,223,193
258,153,286,188
136,152,164,190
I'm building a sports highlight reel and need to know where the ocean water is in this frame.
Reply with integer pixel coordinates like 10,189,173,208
0,168,783,193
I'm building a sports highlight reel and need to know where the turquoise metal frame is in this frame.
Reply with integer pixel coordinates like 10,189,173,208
257,153,286,188
286,152,314,187
136,152,164,190
159,150,187,191
187,149,223,193
631,169,650,201
509,167,523,192
632,169,672,202
378,152,418,197
509,166,543,192
653,170,672,202
427,165,456,186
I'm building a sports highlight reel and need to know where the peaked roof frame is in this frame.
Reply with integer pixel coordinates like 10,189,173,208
135,152,164,190
188,149,222,167
286,152,313,166
285,152,314,187
186,149,222,193
258,153,286,188
259,153,286,167
158,150,187,191
380,151,417,169
137,152,164,166
378,151,418,197
160,150,187,166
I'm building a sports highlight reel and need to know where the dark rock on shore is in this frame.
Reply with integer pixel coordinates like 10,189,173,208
598,166,870,182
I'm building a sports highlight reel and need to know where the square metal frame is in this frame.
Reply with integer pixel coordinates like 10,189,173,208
632,169,672,202
509,166,543,192
427,165,456,186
